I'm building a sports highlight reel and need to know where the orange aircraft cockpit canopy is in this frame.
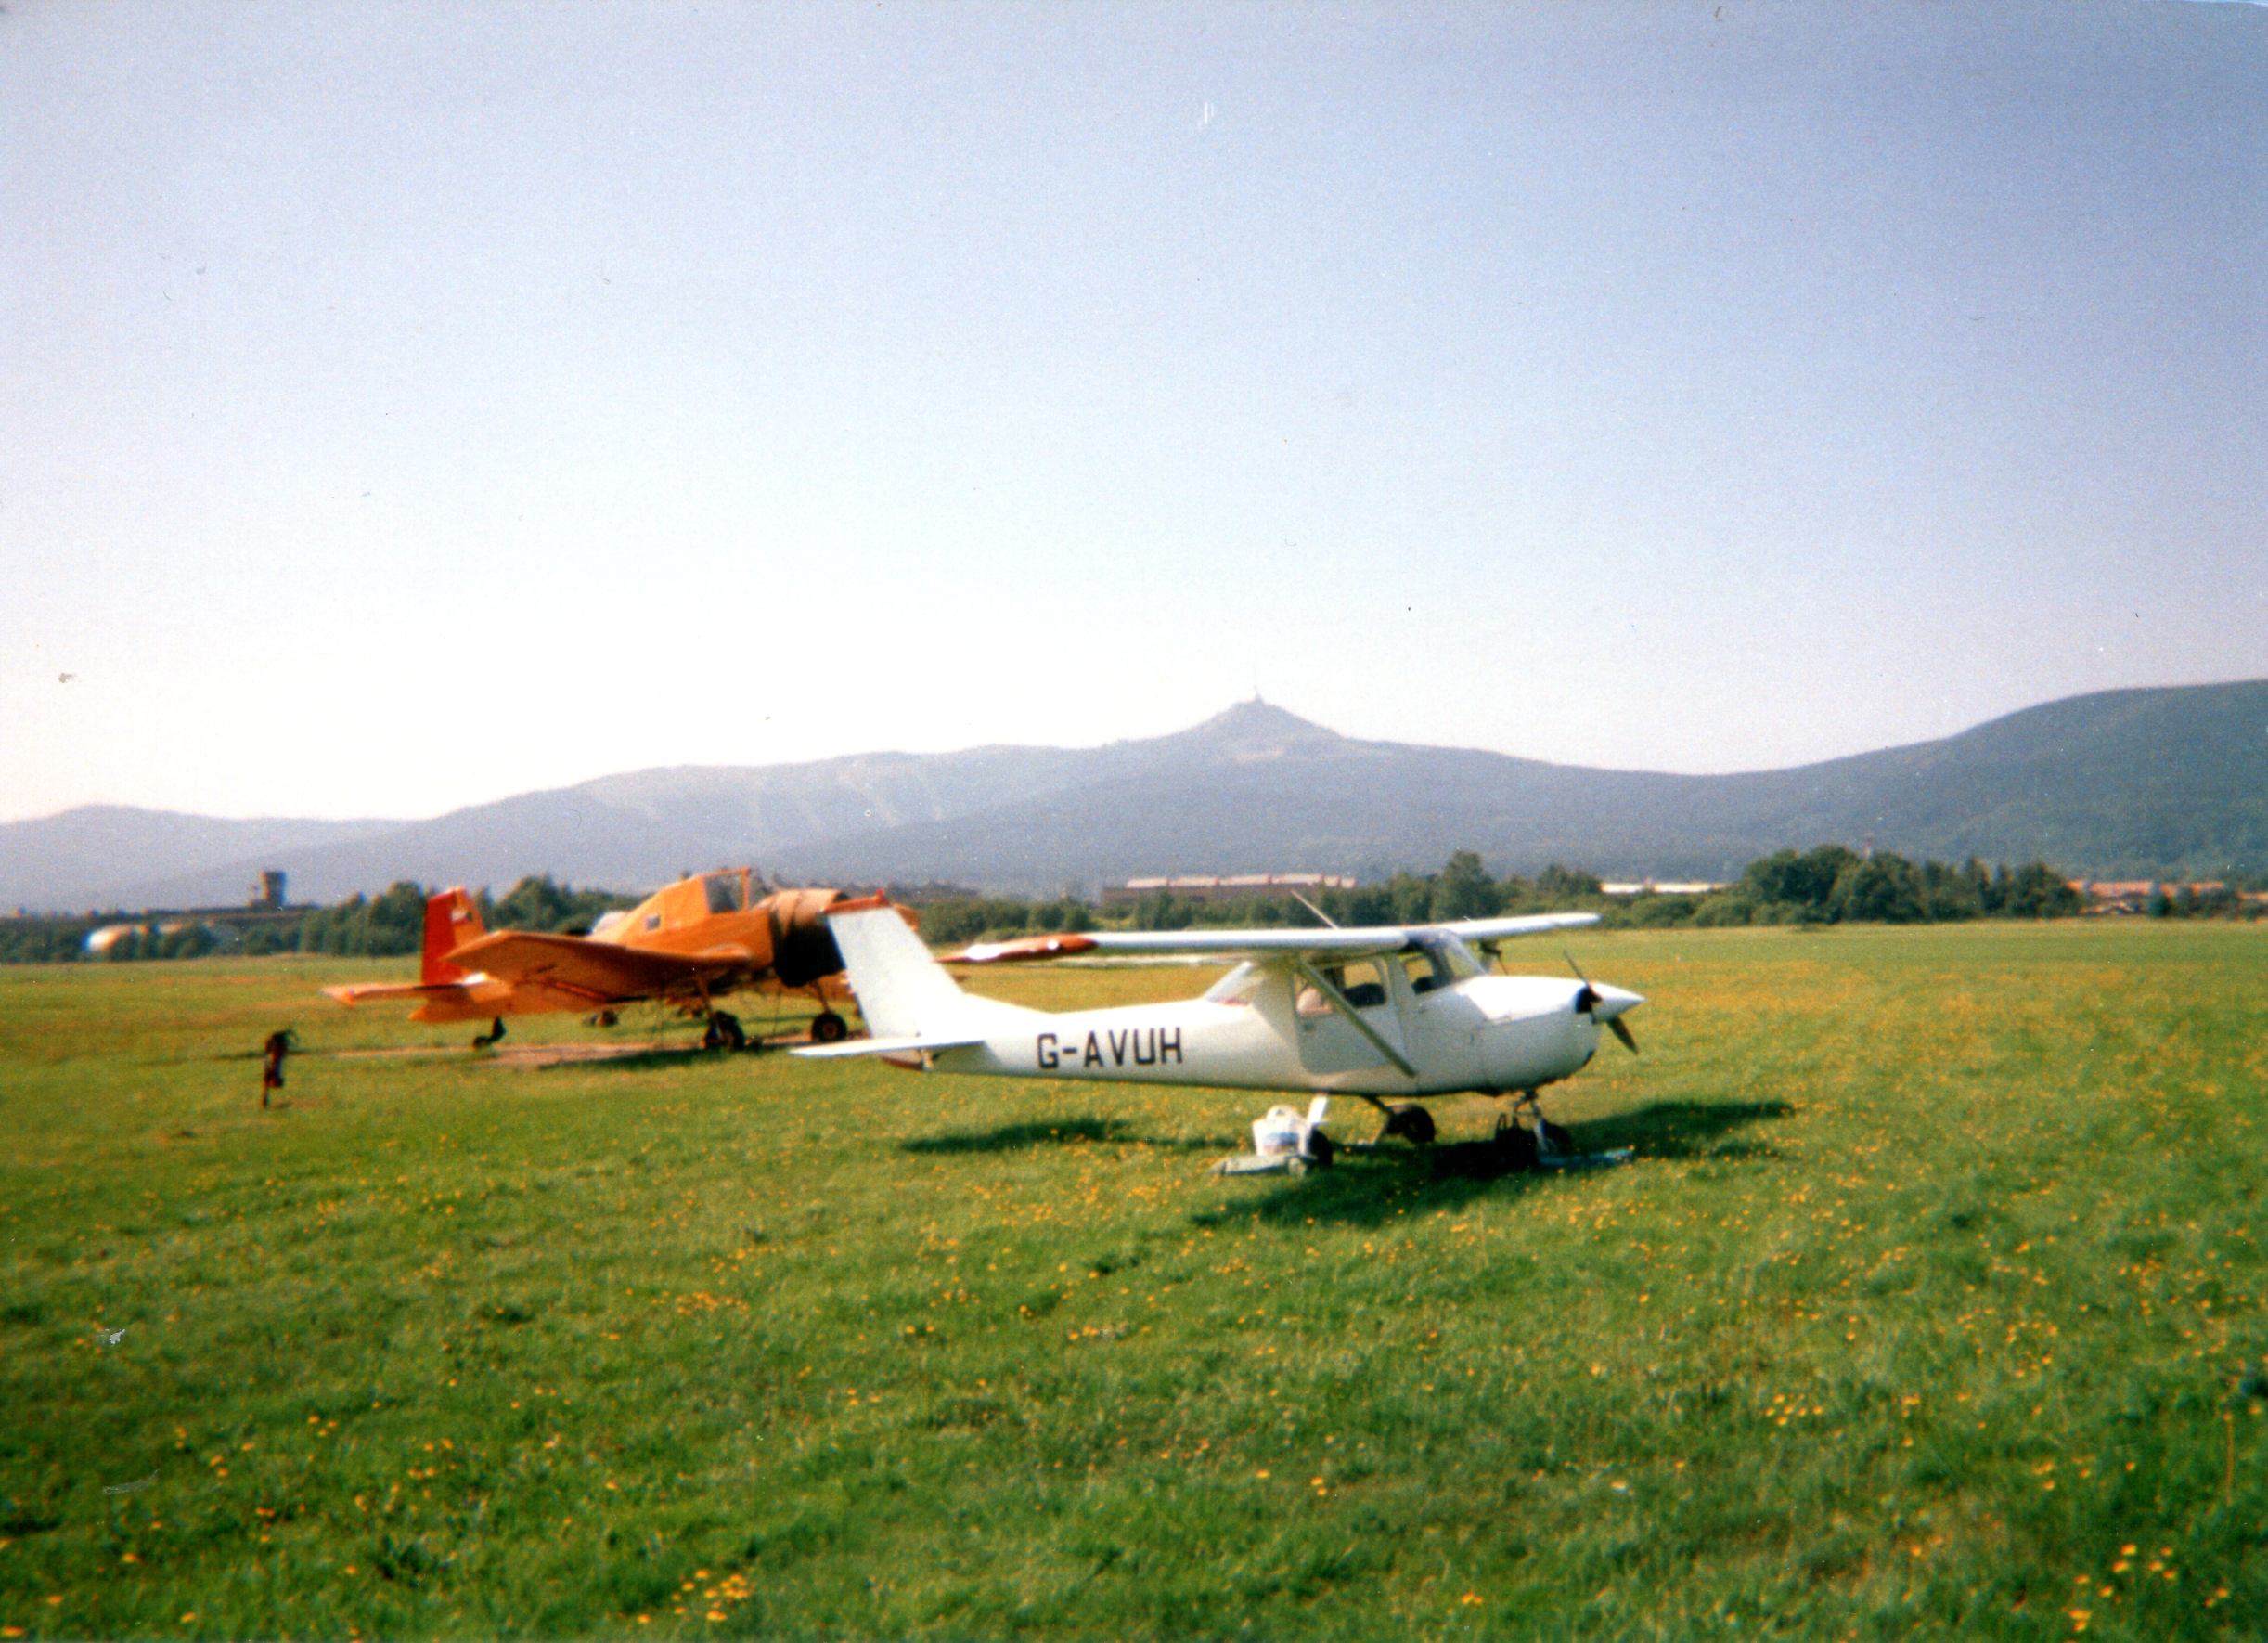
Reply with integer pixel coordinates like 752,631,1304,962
702,869,752,916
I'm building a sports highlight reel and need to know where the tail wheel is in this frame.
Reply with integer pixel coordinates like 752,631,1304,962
1382,1103,1436,1145
808,1011,849,1045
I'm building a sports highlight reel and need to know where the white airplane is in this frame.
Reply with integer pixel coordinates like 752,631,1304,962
794,899,1643,1160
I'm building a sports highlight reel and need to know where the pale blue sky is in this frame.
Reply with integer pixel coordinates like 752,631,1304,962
3,2,2262,822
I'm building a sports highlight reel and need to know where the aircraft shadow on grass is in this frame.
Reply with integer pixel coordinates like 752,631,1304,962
901,1118,1243,1156
1592,1097,1792,1161
1192,1097,1794,1229
511,1047,718,1074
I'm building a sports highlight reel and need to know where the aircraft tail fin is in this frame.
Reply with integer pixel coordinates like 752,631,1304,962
824,899,995,1041
420,887,486,985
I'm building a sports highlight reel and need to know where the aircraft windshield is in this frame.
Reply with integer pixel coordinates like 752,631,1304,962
1429,938,1484,981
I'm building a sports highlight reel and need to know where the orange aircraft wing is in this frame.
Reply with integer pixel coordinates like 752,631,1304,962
441,930,756,1005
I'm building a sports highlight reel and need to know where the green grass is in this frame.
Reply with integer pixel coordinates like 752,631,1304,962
2,925,2263,1638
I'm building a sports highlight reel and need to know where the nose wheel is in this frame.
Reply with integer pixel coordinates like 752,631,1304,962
1499,1092,1572,1160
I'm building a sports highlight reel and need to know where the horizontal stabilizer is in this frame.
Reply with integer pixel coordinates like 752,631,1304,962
792,1032,988,1061
324,981,468,1007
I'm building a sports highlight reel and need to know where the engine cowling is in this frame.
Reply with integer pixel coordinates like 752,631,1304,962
766,889,920,989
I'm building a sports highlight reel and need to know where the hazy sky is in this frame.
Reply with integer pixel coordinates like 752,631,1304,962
4,1,2262,823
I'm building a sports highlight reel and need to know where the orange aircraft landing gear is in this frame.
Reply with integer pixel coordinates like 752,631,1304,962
702,1011,747,1051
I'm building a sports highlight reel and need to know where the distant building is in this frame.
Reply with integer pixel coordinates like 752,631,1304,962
74,867,312,952
1600,880,1725,897
1101,873,1357,911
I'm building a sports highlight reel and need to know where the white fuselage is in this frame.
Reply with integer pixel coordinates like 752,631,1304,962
928,966,1604,1099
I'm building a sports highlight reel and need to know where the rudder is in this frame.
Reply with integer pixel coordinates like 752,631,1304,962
420,888,485,985
827,902,976,1041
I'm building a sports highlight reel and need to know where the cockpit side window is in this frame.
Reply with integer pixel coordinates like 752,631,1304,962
1298,959,1388,1015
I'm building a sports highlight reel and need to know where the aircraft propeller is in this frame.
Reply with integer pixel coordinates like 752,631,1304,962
1565,950,1639,1054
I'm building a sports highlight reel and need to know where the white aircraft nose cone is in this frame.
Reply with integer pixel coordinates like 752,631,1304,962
1591,984,1643,1021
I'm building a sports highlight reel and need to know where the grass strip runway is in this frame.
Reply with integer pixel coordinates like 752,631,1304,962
1,923,2262,1638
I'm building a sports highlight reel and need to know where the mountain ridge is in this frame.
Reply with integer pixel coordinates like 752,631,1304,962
5,681,2261,910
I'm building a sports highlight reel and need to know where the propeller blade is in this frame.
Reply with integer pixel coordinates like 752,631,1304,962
1607,1015,1638,1054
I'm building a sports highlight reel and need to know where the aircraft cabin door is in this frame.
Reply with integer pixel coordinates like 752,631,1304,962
1292,957,1410,1081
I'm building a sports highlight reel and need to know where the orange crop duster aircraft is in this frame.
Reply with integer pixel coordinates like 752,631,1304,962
323,869,913,1048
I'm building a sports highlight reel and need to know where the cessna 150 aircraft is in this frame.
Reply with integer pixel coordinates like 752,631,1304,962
324,869,909,1047
796,899,1641,1158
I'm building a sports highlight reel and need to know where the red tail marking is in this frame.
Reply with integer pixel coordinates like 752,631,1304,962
420,887,485,985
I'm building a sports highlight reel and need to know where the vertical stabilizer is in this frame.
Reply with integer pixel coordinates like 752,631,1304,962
420,888,485,986
827,904,981,1040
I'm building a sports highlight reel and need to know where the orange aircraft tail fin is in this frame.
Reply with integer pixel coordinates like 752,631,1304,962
420,887,487,985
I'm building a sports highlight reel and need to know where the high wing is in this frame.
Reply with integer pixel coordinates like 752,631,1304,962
442,930,758,1005
951,912,1600,964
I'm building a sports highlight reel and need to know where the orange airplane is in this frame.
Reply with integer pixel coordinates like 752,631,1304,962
323,869,910,1048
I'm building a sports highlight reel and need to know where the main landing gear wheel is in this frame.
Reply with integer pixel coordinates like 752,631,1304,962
807,1011,849,1046
702,1011,746,1051
1378,1103,1436,1145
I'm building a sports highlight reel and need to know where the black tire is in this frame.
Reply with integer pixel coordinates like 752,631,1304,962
1305,1129,1336,1169
1539,1119,1573,1158
1385,1103,1437,1145
809,1011,849,1045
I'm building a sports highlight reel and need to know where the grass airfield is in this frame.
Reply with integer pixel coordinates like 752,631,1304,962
2,924,2263,1639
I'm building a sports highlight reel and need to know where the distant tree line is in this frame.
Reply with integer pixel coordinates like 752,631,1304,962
4,851,2259,966
0,876,633,965
914,846,2226,944
1685,847,2082,926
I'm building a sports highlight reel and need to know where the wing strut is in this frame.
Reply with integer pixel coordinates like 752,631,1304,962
1289,956,1417,1079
